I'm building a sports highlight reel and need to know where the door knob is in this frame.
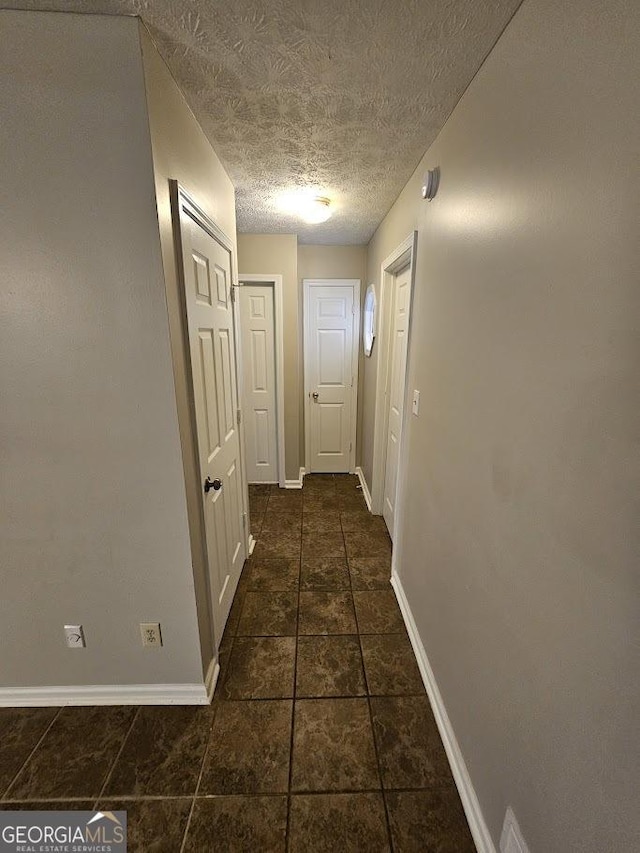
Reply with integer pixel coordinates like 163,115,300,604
312,392,319,401
204,476,222,493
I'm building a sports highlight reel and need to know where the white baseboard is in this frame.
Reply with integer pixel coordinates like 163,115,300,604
204,657,220,703
391,571,497,853
0,682,211,707
285,467,305,489
355,466,373,512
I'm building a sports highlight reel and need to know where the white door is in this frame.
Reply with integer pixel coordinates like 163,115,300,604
178,198,245,646
383,266,411,537
239,284,278,483
304,280,360,473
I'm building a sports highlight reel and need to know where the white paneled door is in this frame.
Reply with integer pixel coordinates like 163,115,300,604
239,284,278,483
382,266,411,538
177,191,245,647
304,280,360,473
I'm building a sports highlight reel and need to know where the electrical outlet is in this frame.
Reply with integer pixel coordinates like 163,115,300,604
64,625,85,649
140,622,162,648
412,389,420,416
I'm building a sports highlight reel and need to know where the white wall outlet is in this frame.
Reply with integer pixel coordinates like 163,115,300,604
411,389,420,416
500,807,530,853
64,624,85,648
140,622,163,648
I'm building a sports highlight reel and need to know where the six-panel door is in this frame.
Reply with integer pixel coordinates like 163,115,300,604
180,207,245,647
305,283,357,473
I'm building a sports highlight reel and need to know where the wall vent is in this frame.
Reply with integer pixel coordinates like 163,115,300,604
500,807,530,853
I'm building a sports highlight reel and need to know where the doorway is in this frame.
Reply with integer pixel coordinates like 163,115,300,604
371,234,417,544
237,275,285,488
173,185,247,648
303,279,360,473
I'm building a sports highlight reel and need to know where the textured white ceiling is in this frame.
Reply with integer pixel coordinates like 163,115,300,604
6,0,522,243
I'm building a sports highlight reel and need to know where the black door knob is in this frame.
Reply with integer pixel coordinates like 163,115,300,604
204,476,222,493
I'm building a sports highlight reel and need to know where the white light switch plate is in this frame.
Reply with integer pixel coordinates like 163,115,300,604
412,390,420,416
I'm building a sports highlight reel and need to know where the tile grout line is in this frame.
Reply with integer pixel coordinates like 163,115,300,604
284,478,307,853
179,660,226,851
1,708,63,802
94,707,141,808
343,495,396,853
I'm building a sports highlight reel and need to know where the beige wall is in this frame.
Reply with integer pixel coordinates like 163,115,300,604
0,12,203,687
362,0,640,849
140,23,238,675
237,234,301,480
298,245,368,467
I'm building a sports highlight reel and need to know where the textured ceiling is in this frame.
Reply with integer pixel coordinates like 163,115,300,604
6,0,522,243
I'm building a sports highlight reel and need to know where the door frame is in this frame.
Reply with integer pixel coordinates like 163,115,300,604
170,181,251,642
371,234,418,538
303,278,361,474
237,274,286,489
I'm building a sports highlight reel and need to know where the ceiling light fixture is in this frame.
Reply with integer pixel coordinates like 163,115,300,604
302,196,332,224
276,189,333,224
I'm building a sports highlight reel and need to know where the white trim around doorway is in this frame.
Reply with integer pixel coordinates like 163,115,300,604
237,273,286,489
370,232,418,532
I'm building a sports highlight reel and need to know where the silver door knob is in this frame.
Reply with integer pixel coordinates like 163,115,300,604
204,476,222,493
312,392,319,401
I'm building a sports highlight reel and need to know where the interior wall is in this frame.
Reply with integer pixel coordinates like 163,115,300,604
140,22,238,675
363,0,640,850
237,234,301,480
298,245,368,469
0,11,203,688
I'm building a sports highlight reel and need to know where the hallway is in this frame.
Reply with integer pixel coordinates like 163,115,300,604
0,475,474,851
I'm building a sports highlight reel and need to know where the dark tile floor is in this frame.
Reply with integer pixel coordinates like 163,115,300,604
0,475,475,852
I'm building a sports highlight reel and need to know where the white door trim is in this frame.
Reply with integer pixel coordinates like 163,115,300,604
237,273,286,489
303,278,361,473
371,233,417,527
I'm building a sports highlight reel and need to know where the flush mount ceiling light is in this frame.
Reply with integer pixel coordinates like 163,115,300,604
276,189,333,224
302,196,332,224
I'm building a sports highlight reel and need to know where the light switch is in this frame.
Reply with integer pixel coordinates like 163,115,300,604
411,390,420,416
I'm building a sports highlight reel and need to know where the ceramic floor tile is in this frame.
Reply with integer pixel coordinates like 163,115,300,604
251,529,301,561
260,512,302,535
371,696,454,789
0,708,59,797
243,557,300,591
267,490,303,509
6,707,137,800
103,706,213,796
298,591,357,635
296,636,366,697
302,532,346,560
289,793,390,852
183,795,287,852
248,484,272,498
199,700,292,794
291,698,380,791
385,789,476,853
237,591,298,636
360,634,425,695
344,529,392,560
221,637,296,699
340,511,389,535
98,797,192,853
353,590,405,634
348,556,392,590
300,556,350,590
302,513,343,534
